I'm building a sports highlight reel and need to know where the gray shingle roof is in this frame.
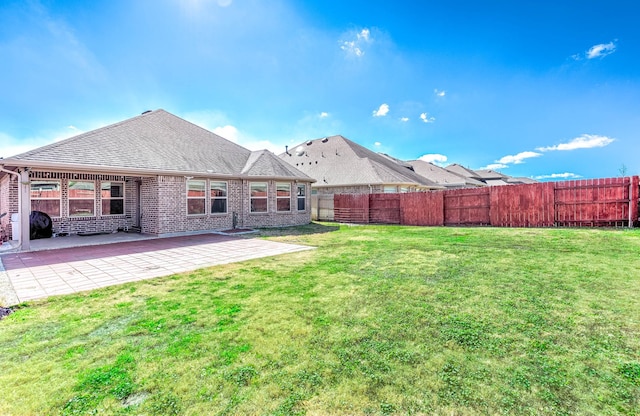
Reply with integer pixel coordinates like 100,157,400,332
242,150,312,178
444,164,484,180
3,110,311,180
278,135,441,188
408,160,486,188
474,169,508,180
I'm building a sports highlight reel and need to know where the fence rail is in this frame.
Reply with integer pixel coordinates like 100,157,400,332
332,176,639,228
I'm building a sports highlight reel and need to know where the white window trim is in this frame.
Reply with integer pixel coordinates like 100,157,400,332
68,180,96,217
250,182,268,213
30,180,62,218
186,179,207,216
297,184,306,211
210,180,228,214
100,181,125,216
276,182,291,212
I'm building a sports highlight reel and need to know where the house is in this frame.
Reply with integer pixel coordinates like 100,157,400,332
444,163,487,184
444,164,537,186
408,159,486,188
473,169,538,186
0,109,314,250
474,169,537,185
278,135,443,220
279,135,442,195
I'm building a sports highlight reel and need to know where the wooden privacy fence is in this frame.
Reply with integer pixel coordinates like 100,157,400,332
333,176,640,227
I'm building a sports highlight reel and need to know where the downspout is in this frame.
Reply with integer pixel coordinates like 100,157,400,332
0,166,29,251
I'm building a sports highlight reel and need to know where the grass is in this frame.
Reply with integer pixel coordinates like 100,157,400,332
1,223,639,415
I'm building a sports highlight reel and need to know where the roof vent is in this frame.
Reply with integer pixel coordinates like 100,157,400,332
322,137,329,143
306,140,313,146
296,146,305,156
141,110,152,115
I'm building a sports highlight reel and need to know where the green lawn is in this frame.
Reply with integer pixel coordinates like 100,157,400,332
1,223,639,415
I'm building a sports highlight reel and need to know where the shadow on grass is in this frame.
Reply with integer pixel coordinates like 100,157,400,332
254,222,340,238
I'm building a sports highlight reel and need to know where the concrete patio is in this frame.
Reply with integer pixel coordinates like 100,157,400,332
0,232,314,306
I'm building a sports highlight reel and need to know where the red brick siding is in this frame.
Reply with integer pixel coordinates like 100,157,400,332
4,171,312,239
1,175,19,240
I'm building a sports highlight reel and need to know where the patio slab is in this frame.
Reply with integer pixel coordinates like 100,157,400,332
0,233,314,306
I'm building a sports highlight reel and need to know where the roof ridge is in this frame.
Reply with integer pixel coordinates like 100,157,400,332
165,110,248,151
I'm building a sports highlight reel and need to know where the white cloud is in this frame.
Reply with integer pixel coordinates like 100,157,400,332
183,110,229,131
319,112,329,118
212,125,240,142
242,139,283,153
537,134,615,152
374,141,381,147
418,154,448,164
420,113,435,123
496,151,542,165
481,163,508,170
534,172,582,180
0,132,39,158
587,41,616,59
400,117,409,122
434,89,446,97
341,28,372,57
0,125,84,158
373,103,389,117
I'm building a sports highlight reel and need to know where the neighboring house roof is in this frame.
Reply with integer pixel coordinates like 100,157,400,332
475,169,538,185
1,109,312,181
278,135,442,189
474,169,508,180
408,159,486,188
444,166,538,186
444,164,485,181
507,177,538,184
474,169,510,186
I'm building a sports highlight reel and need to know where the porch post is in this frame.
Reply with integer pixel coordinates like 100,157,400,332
19,169,30,251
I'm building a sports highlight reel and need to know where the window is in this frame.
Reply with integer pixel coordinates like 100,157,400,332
187,179,206,215
297,184,306,211
383,185,397,193
69,181,95,216
101,182,124,215
30,181,61,217
276,182,291,212
210,181,227,214
250,182,268,212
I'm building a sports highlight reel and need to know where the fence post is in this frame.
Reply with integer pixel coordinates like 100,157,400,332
630,176,639,228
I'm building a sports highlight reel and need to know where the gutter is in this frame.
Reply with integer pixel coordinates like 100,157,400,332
0,160,315,183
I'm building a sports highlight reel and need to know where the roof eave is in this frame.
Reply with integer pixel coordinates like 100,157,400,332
311,181,443,190
0,159,316,182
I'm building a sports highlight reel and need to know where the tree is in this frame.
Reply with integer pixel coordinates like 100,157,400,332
619,164,628,177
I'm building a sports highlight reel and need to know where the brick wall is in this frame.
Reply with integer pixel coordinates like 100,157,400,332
240,180,312,228
141,176,159,234
3,170,312,240
0,175,19,240
148,177,312,235
28,172,137,236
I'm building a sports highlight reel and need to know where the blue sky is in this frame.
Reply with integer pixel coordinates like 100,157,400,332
1,0,639,180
